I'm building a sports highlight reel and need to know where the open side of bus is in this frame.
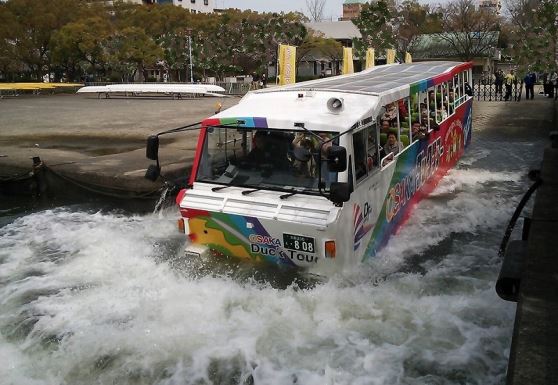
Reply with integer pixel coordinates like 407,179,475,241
146,62,474,274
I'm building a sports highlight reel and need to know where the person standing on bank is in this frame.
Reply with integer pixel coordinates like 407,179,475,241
524,71,536,100
504,70,516,101
549,70,557,99
495,69,504,97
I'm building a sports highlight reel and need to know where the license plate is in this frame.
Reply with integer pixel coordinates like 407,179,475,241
283,233,315,253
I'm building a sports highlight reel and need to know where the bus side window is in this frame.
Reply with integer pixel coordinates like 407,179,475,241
426,86,436,131
352,129,368,182
445,81,451,117
464,70,471,97
366,124,379,171
452,75,458,111
444,80,453,116
420,89,429,132
435,84,443,124
460,71,466,103
398,97,410,149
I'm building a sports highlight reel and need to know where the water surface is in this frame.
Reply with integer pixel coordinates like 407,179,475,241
0,125,545,385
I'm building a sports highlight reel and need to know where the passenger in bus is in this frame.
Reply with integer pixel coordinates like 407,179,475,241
382,132,403,157
318,133,337,184
380,119,391,133
436,103,448,121
382,103,398,124
420,103,428,116
367,130,378,169
398,99,408,119
427,90,435,106
411,121,427,140
420,110,438,131
292,133,316,177
465,81,473,97
448,91,455,113
381,132,403,165
245,131,271,164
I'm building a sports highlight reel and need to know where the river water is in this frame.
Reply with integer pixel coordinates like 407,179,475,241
0,117,547,385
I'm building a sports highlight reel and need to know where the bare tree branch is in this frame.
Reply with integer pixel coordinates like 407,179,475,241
437,0,501,61
306,0,326,22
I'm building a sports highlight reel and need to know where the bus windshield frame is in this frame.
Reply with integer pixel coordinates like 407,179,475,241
195,126,339,195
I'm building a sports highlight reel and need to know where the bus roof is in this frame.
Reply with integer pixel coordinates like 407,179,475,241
210,61,471,132
257,61,472,97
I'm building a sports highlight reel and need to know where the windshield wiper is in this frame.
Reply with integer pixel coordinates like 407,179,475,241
280,192,296,200
242,188,262,196
279,188,315,200
211,185,230,192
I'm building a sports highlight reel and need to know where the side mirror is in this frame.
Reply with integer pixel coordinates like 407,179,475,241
327,145,347,172
329,182,351,204
144,164,160,181
146,135,159,160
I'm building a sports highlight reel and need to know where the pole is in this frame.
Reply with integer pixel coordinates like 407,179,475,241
276,44,280,85
188,35,194,83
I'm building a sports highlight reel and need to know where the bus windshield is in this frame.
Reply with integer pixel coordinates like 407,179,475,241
196,127,338,193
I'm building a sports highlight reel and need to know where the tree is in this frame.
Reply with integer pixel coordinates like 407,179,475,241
0,3,308,82
296,32,342,75
396,0,442,54
50,16,113,81
436,0,501,61
505,0,558,72
306,0,326,22
243,12,307,76
4,0,86,80
352,0,397,60
108,27,163,81
0,4,19,80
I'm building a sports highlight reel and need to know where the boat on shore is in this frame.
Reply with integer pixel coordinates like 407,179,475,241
77,83,226,98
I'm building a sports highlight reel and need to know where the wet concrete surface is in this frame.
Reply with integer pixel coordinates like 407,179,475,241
506,106,558,385
0,93,239,194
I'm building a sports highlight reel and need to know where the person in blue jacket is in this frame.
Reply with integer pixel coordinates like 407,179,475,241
524,71,536,100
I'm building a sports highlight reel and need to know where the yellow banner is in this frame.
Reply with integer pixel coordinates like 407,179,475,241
386,49,396,64
343,47,354,75
365,48,375,69
405,52,412,63
278,44,296,85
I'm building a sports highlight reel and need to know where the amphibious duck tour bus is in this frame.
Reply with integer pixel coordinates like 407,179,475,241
147,61,473,274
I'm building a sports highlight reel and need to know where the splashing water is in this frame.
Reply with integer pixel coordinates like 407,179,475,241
0,133,545,385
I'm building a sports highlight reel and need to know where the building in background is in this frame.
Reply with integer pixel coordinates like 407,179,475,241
340,0,368,21
269,21,362,79
478,0,502,15
133,0,215,13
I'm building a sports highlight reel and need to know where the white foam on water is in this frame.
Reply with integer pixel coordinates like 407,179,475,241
361,166,524,277
1,132,533,385
0,189,517,385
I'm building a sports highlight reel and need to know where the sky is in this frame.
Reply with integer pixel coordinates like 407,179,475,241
219,0,446,21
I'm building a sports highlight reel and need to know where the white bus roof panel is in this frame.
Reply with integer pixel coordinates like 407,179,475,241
258,61,469,96
215,90,378,131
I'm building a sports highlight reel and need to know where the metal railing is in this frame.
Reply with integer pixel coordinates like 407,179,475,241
472,80,523,102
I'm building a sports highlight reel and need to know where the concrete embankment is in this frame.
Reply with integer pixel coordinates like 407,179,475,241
0,94,238,200
504,101,558,385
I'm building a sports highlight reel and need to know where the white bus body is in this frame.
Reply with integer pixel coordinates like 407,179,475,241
172,62,473,274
